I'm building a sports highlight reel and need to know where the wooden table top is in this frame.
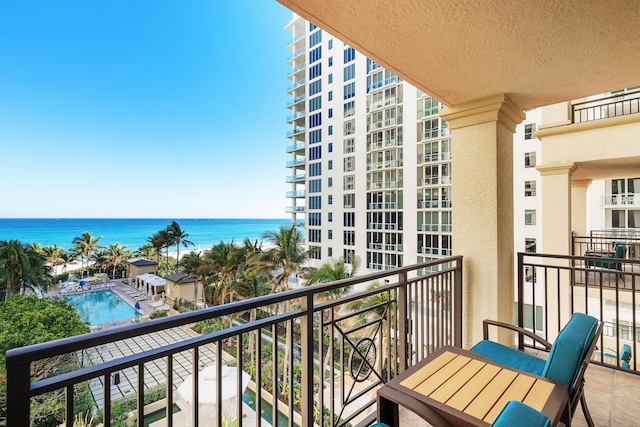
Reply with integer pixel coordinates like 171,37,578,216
379,346,568,426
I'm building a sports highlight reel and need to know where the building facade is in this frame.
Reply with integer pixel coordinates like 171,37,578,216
285,14,452,272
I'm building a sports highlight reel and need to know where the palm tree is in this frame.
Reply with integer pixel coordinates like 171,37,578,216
256,224,307,295
204,240,245,306
135,243,158,261
231,264,271,367
304,254,361,405
254,224,308,386
71,232,103,278
92,250,109,275
0,240,48,300
149,230,172,272
42,245,65,275
166,221,194,268
104,243,130,279
305,254,361,300
60,250,76,275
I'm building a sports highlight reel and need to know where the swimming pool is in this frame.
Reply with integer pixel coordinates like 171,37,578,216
66,290,139,325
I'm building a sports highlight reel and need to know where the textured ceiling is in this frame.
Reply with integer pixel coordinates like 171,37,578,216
278,0,640,110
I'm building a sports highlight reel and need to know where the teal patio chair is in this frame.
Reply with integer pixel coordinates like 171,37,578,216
470,312,603,427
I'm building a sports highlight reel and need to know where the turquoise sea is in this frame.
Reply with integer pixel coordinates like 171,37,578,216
0,218,290,251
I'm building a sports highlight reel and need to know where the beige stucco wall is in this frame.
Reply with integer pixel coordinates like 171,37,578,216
166,280,196,304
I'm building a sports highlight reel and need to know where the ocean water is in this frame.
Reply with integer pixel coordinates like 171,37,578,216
0,218,290,251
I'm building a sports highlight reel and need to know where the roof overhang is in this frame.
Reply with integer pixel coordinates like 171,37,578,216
278,0,640,110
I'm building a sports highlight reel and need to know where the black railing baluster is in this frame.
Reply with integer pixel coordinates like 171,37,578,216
166,355,173,427
66,385,74,427
137,363,144,426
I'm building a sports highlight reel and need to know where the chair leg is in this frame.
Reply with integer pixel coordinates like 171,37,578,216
580,393,595,427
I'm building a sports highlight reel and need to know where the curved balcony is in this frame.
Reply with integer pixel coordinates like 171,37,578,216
286,127,305,138
286,190,306,198
286,94,306,107
286,173,306,183
286,205,306,213
286,158,306,168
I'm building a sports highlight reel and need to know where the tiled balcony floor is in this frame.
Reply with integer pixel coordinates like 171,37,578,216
398,363,640,427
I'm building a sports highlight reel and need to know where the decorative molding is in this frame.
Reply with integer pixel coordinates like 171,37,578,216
439,94,525,132
536,162,577,176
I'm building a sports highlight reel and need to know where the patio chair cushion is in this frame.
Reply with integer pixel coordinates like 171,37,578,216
542,313,598,388
471,340,546,375
490,400,550,427
620,344,632,362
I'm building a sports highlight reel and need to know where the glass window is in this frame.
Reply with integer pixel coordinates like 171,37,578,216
328,39,333,49
525,152,536,168
328,143,333,152
328,91,333,101
525,181,536,197
525,210,536,225
612,210,623,228
328,73,333,84
328,57,333,67
328,125,333,135
629,210,640,228
328,160,333,170
524,123,536,140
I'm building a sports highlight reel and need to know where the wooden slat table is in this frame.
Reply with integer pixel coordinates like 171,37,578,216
377,346,569,427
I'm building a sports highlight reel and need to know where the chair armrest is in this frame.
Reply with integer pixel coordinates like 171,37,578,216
482,319,553,350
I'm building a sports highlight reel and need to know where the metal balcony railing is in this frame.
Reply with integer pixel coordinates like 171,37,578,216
6,258,463,427
572,89,640,123
516,252,640,374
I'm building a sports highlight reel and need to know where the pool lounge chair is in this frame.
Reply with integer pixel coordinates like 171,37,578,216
155,303,171,311
150,299,166,308
470,312,603,427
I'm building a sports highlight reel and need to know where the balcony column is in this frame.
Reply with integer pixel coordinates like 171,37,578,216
536,162,576,337
571,179,592,240
440,94,525,349
536,163,577,255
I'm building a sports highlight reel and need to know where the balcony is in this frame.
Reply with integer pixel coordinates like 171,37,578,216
287,63,306,78
7,251,640,426
602,193,640,207
285,173,305,183
287,32,305,47
286,94,305,107
285,127,305,138
286,110,306,122
286,79,306,92
286,48,305,62
285,190,305,198
286,141,305,153
572,89,640,123
285,158,305,168
285,205,305,213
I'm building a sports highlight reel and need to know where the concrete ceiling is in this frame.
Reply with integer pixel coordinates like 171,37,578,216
277,0,640,110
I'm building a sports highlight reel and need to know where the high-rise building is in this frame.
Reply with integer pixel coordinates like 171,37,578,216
285,14,452,272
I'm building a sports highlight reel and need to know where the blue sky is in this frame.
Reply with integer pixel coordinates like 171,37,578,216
0,1,292,218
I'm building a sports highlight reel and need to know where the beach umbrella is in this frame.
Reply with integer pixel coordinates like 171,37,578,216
177,365,250,420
